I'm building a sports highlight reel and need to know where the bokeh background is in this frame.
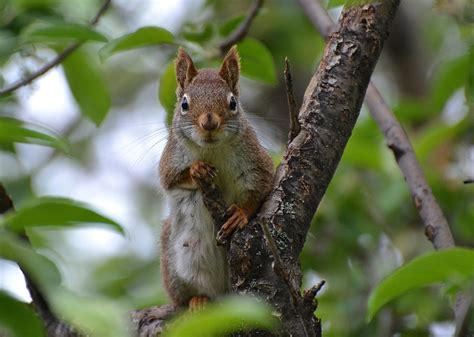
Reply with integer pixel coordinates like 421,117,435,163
0,0,472,336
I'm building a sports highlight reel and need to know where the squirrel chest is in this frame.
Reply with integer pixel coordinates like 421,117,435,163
166,146,246,297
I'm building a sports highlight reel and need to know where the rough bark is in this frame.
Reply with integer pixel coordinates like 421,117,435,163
226,3,400,336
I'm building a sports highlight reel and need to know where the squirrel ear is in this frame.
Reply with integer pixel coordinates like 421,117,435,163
219,46,240,95
175,47,198,94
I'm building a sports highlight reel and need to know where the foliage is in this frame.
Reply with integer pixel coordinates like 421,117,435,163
163,297,277,337
0,0,472,336
367,248,474,321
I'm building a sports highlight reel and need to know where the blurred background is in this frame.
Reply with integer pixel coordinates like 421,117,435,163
0,0,472,336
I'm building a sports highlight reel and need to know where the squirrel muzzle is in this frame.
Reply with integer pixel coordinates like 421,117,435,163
198,112,221,132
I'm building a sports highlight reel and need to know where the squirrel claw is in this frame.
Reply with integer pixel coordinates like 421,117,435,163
190,161,217,182
220,204,248,237
189,295,209,313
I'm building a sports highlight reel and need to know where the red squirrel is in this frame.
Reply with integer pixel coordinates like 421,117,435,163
159,46,274,311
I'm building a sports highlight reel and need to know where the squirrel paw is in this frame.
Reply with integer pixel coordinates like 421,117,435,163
220,204,248,238
189,295,209,313
190,161,217,182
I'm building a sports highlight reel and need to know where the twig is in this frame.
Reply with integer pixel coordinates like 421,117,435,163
0,0,111,96
285,57,300,142
296,0,470,330
303,280,325,307
219,0,264,54
0,184,82,337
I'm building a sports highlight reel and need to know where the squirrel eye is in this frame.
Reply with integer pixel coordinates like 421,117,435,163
181,96,189,113
229,95,237,111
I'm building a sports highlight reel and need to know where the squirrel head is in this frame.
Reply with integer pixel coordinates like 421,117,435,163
173,46,243,148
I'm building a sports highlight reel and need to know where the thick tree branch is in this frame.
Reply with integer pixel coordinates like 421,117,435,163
228,2,399,336
133,2,401,335
296,0,471,334
0,0,111,97
219,0,264,54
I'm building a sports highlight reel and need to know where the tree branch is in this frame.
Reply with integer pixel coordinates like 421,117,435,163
295,0,471,333
228,2,400,336
0,184,82,337
219,0,264,54
0,0,111,97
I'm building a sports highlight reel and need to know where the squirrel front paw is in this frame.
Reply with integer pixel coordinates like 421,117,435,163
190,161,217,183
219,204,248,239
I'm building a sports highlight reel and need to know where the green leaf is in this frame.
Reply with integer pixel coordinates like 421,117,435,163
99,26,174,60
327,0,346,8
367,248,474,321
10,0,57,10
414,116,470,160
237,38,276,85
183,23,214,43
158,61,177,126
0,291,45,337
62,48,111,125
432,53,470,110
1,197,123,234
0,32,17,66
50,288,129,337
0,232,61,294
0,117,69,152
21,22,108,44
163,296,277,337
219,15,244,37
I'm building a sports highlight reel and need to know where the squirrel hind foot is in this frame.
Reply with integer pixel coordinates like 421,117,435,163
189,295,209,313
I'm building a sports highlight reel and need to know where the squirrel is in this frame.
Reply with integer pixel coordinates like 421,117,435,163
159,46,274,312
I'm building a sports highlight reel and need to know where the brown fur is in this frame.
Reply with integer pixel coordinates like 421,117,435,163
159,46,274,308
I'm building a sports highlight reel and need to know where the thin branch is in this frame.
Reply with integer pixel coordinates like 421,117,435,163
296,0,471,330
364,85,455,249
296,0,456,252
0,184,82,337
219,0,264,54
0,0,111,97
285,57,300,143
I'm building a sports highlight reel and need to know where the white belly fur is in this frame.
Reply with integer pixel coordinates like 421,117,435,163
169,188,229,297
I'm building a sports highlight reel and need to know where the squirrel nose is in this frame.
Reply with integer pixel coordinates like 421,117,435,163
199,113,220,131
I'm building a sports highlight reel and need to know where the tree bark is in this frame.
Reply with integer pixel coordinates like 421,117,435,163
226,2,400,336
